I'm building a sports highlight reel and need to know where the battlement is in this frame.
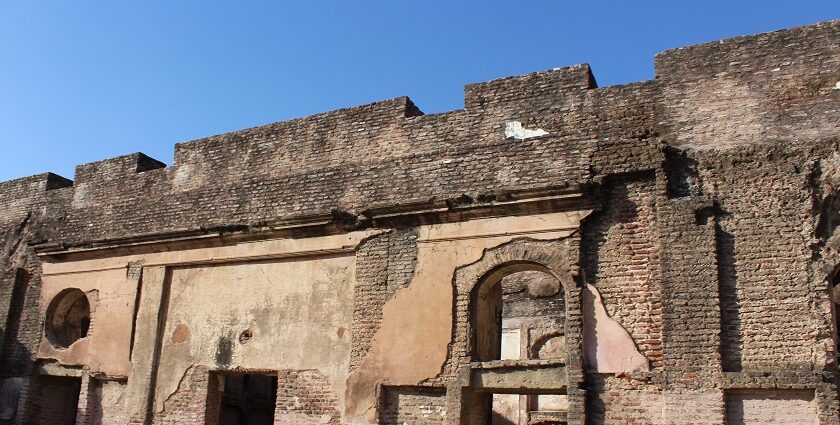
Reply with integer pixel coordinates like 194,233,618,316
73,152,166,184
464,64,596,110
654,19,840,149
655,19,839,78
0,19,836,247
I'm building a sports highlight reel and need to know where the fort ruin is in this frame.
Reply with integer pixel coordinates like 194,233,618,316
0,19,839,424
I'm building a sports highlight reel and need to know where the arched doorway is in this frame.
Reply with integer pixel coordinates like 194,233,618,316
448,239,584,425
472,266,567,424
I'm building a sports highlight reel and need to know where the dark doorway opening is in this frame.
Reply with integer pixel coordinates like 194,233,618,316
208,372,277,425
32,375,82,425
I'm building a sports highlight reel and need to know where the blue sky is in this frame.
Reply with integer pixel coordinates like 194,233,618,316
0,2,837,182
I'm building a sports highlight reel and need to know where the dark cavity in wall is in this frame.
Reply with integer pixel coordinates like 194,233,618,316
664,147,698,199
30,375,82,425
816,193,840,242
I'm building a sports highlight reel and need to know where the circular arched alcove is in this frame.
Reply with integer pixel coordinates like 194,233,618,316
45,288,91,348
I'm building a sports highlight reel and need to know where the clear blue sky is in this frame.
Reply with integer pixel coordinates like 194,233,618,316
0,2,837,182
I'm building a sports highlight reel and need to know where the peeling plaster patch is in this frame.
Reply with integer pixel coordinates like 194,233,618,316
504,121,548,140
171,324,189,344
158,366,194,414
583,284,650,373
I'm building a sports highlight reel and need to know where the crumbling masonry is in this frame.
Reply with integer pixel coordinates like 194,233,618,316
1,19,839,425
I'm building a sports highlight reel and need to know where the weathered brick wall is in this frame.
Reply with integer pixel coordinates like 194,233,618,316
583,177,664,369
586,374,661,425
0,270,32,377
22,375,81,425
274,369,340,425
694,144,821,371
0,174,73,382
656,194,721,384
351,229,417,370
0,61,669,250
378,386,446,424
151,366,213,425
656,20,840,150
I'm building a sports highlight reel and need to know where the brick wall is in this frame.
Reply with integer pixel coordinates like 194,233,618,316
351,229,417,370
583,177,664,369
23,375,81,425
379,386,447,425
151,366,213,425
274,370,340,425
656,20,840,150
692,144,819,371
724,389,816,424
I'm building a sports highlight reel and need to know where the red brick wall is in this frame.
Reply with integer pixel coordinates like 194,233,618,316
583,177,664,369
274,370,339,425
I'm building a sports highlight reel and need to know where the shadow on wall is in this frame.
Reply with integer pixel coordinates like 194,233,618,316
582,180,640,287
1,269,35,424
0,331,31,425
716,222,742,372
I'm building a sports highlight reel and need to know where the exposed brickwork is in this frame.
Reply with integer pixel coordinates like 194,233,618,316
274,370,339,425
152,366,213,425
351,229,417,370
22,375,81,425
0,270,32,377
656,20,840,150
583,177,664,369
586,374,661,425
379,386,446,424
657,194,722,384
693,144,819,371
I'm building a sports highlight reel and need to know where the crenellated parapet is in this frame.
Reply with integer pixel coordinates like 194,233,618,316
1,18,839,425
0,19,836,250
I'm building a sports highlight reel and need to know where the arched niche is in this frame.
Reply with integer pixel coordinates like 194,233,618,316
44,288,91,349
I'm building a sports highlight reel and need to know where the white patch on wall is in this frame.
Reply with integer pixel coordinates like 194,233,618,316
504,121,549,140
500,328,521,360
834,81,840,90
72,182,89,207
